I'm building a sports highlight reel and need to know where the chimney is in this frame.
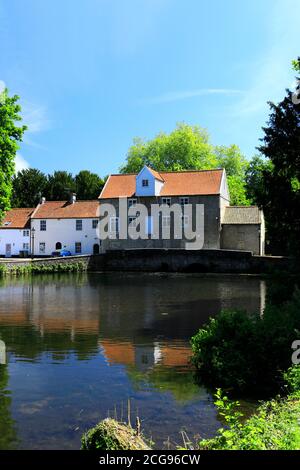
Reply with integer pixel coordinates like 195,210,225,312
70,193,76,204
40,197,46,204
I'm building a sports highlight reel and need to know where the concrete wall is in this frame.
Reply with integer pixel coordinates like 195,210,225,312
100,194,222,252
31,218,100,256
0,229,30,257
0,250,292,274
221,224,262,255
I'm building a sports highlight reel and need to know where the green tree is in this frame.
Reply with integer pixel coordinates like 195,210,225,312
120,122,217,173
75,170,104,200
245,155,273,205
11,168,48,207
256,84,300,255
46,171,76,200
0,88,27,219
292,57,300,72
214,145,250,205
120,123,250,204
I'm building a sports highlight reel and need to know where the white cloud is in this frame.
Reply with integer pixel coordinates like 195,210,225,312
15,153,30,173
22,101,50,134
0,79,5,93
141,88,243,105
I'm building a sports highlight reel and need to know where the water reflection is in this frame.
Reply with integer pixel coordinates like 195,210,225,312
0,273,266,449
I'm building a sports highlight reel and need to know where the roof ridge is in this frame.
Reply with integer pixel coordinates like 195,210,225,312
109,168,224,177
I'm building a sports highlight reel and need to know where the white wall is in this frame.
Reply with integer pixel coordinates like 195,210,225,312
0,229,30,257
31,218,100,256
135,166,164,196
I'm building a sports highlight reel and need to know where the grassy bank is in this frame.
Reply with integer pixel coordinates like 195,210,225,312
198,367,300,450
0,261,87,276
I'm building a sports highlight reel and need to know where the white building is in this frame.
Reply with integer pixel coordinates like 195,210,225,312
30,197,100,256
0,208,33,257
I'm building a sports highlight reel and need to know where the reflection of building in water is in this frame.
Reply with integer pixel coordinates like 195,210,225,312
101,339,191,373
0,340,6,364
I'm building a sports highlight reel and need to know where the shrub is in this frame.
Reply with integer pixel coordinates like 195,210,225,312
191,288,300,395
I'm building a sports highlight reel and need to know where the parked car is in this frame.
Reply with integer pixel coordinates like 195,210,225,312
60,249,72,257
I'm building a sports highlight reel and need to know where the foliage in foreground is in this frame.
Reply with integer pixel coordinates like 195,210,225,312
199,367,300,450
0,261,87,276
81,418,150,450
191,287,300,395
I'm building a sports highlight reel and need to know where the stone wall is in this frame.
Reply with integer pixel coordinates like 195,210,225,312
221,224,263,255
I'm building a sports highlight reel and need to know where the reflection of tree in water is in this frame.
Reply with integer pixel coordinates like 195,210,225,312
0,363,18,449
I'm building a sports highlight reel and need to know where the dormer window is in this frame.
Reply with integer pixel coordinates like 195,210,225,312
142,179,149,187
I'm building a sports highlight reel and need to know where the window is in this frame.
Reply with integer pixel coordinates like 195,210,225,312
40,220,46,231
75,242,82,254
76,219,82,231
128,198,137,208
180,197,189,206
39,242,46,254
161,197,171,207
23,243,29,251
142,179,149,187
182,215,189,228
92,219,99,229
162,216,171,228
110,217,119,233
128,216,137,228
23,229,30,237
55,242,62,250
146,216,153,235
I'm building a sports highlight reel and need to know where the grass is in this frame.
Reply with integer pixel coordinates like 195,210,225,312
0,261,87,276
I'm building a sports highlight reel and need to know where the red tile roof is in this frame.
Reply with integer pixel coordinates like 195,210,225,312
100,169,224,199
146,166,165,182
0,208,34,229
31,200,99,219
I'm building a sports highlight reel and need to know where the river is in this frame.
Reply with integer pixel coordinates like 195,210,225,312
0,272,266,449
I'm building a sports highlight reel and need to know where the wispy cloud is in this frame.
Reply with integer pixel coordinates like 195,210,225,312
15,153,30,173
22,101,50,134
140,88,243,105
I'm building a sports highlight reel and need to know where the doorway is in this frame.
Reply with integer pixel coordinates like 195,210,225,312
93,244,100,254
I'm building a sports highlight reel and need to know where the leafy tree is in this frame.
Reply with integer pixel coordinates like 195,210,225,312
75,170,104,200
256,83,300,255
45,171,76,200
12,168,48,207
0,88,27,219
245,155,273,205
215,145,250,205
292,57,300,72
120,122,217,173
120,123,249,205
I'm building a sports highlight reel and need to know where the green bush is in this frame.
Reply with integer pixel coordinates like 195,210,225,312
0,261,87,276
199,382,300,450
191,288,300,395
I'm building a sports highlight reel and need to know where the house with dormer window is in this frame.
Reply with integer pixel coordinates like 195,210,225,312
98,165,265,254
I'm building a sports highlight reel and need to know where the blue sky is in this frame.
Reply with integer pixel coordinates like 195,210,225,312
0,0,299,176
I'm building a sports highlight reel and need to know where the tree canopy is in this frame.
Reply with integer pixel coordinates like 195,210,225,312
0,88,26,218
120,123,249,205
12,168,48,208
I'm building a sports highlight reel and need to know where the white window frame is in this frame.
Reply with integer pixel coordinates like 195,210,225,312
162,215,171,228
39,242,46,254
23,229,30,237
128,198,137,208
76,219,83,231
161,197,171,207
142,179,149,187
23,243,29,250
92,219,98,229
110,217,119,233
180,197,189,206
182,215,189,228
75,242,82,254
40,220,47,231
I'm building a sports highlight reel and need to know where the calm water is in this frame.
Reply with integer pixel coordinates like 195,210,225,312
0,272,266,449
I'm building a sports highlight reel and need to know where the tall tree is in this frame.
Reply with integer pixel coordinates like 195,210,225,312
120,123,249,205
12,168,48,207
120,122,217,173
214,145,250,205
0,88,27,219
256,81,300,255
75,170,104,200
46,171,76,200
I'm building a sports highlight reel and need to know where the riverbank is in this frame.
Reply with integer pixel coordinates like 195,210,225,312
0,249,296,275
